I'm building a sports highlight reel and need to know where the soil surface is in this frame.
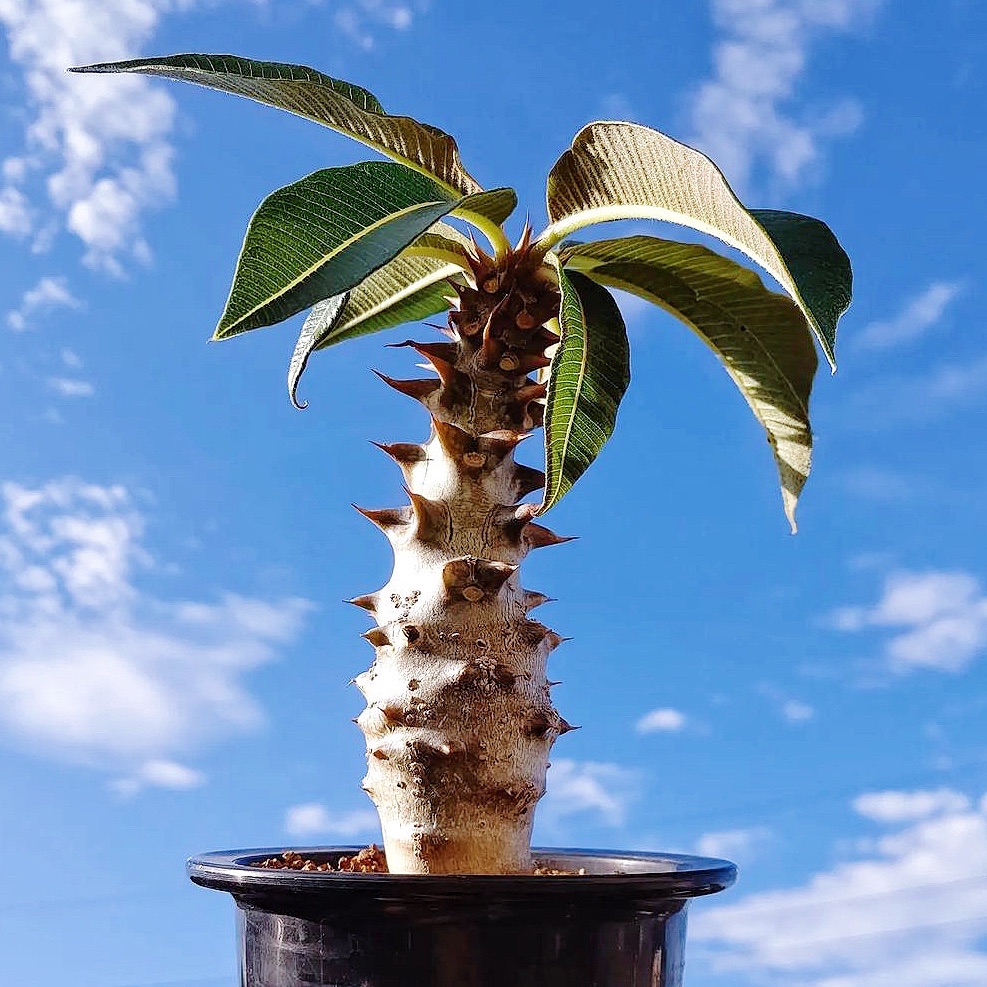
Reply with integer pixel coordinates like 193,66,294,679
251,846,586,875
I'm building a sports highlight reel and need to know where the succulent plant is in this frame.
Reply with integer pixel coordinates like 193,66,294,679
71,53,852,874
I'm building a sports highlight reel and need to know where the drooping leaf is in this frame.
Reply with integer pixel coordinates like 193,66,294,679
288,225,473,402
562,236,818,530
289,291,349,410
541,122,852,367
69,53,483,195
216,161,466,338
315,227,470,347
541,265,631,514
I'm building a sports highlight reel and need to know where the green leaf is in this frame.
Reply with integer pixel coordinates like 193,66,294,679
215,161,460,338
289,291,349,410
69,53,483,195
287,225,473,404
562,236,819,530
315,227,470,347
541,264,631,514
452,187,517,228
541,122,852,368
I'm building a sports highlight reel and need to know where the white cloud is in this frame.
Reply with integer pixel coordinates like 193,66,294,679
0,186,32,236
855,281,965,351
854,789,971,823
333,0,416,52
833,570,987,673
696,825,771,863
689,0,879,192
782,698,815,722
47,376,95,397
112,757,206,796
841,355,987,428
539,759,639,828
0,479,311,777
693,789,987,987
7,275,83,331
636,707,688,733
284,803,380,839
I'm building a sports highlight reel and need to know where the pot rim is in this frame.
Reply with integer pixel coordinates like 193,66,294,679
188,846,737,901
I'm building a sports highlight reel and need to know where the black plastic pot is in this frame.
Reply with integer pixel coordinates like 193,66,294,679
188,846,735,987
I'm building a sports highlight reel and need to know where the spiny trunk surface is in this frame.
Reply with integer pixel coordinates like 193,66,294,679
352,236,573,874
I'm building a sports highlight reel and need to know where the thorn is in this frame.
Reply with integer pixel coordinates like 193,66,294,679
514,465,546,498
431,417,475,459
405,486,449,539
389,339,459,366
514,382,547,404
442,556,517,602
558,719,580,735
522,590,554,612
371,747,388,760
524,524,577,550
515,222,533,255
525,710,554,738
353,504,412,533
361,627,391,648
478,429,530,463
480,296,511,367
347,593,379,614
547,680,563,687
372,369,440,403
371,440,426,469
542,630,568,653
517,353,552,373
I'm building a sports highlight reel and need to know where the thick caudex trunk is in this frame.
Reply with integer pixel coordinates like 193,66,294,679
351,235,573,873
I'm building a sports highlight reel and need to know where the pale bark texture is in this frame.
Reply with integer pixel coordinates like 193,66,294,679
351,239,574,874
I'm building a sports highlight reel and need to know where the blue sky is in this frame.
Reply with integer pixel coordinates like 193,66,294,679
1,1,986,985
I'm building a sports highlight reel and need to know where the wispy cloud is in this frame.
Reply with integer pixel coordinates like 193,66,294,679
832,570,987,673
696,825,771,863
539,759,639,829
285,803,380,839
47,376,94,398
839,355,987,428
781,698,815,722
854,280,965,351
689,0,880,193
694,788,987,986
636,707,688,733
0,186,32,237
112,758,206,797
0,0,201,273
854,789,971,823
332,0,416,52
0,479,311,781
7,275,83,331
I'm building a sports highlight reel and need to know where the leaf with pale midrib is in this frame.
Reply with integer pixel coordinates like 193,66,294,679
542,121,851,367
69,53,483,195
541,265,630,514
289,291,349,410
563,236,818,530
289,225,473,404
215,161,461,338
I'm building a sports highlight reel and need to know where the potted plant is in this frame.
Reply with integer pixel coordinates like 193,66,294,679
71,54,852,987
